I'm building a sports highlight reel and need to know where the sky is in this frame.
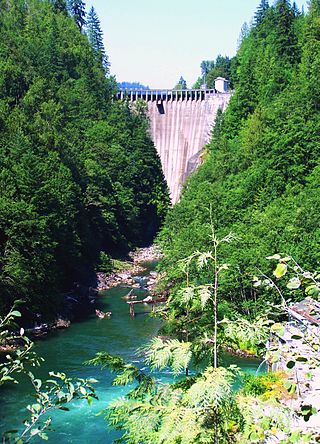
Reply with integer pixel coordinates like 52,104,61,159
86,0,308,89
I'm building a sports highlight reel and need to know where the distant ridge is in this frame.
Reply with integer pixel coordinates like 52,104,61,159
118,81,150,89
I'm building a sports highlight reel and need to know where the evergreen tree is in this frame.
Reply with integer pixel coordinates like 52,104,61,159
173,76,187,90
292,1,300,16
254,0,269,26
206,55,233,88
237,22,250,48
69,0,86,31
274,0,297,63
86,6,109,73
51,0,68,14
157,1,320,322
0,0,169,316
200,60,215,81
309,0,320,16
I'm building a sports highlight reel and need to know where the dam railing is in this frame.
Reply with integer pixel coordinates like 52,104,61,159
116,89,230,102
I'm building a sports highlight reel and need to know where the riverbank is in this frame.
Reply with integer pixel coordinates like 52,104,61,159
95,245,162,292
21,246,162,338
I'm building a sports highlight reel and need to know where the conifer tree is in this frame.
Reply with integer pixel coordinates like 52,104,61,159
174,76,187,90
309,0,320,16
237,22,250,48
86,6,109,73
254,0,269,26
69,0,86,32
292,1,300,16
274,0,297,63
51,0,68,14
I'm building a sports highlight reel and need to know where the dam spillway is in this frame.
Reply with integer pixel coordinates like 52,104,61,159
118,89,232,204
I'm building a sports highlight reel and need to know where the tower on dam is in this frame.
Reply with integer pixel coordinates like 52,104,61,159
117,88,232,204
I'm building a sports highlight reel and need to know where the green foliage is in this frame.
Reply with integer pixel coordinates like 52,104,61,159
111,258,133,272
206,55,234,89
68,0,86,31
86,6,109,73
157,1,320,320
86,352,156,399
195,55,235,89
173,76,187,90
97,252,113,274
236,395,296,443
221,316,272,356
240,371,285,397
89,352,243,444
0,302,43,386
141,337,192,376
0,0,169,316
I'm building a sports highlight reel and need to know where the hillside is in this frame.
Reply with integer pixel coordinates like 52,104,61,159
0,0,169,316
158,0,320,317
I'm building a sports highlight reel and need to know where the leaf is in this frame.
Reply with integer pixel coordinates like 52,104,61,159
296,356,308,362
273,263,287,279
179,286,195,305
197,252,213,269
31,403,41,412
266,254,281,260
286,277,301,290
1,376,15,382
291,334,303,340
199,287,211,309
249,431,259,440
305,285,319,297
289,431,302,442
30,429,40,436
79,386,87,395
10,311,21,317
286,360,296,369
270,323,285,335
303,272,313,279
283,380,296,394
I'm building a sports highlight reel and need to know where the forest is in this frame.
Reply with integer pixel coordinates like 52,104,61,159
1,0,320,443
158,0,320,320
86,1,320,442
0,0,169,318
115,1,320,440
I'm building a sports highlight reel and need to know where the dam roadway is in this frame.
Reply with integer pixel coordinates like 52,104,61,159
117,88,232,203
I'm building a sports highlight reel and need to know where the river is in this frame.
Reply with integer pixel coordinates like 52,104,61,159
0,273,261,443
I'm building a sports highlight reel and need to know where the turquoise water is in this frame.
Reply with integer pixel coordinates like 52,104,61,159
0,280,261,443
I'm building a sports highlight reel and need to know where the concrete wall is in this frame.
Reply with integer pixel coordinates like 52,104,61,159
147,92,231,203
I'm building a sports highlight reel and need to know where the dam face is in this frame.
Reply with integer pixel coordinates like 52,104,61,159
118,90,231,203
147,92,231,203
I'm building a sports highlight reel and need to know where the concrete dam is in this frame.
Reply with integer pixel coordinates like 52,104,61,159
118,89,231,203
